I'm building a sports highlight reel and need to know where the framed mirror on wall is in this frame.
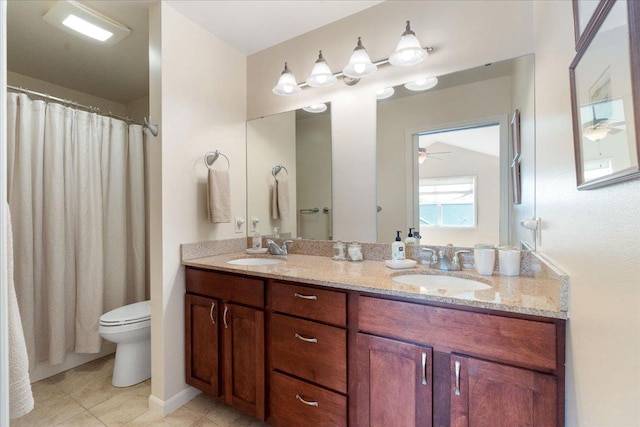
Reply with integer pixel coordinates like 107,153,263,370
573,0,606,49
570,0,640,190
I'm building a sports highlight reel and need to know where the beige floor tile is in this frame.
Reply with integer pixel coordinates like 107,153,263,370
204,404,247,427
183,394,222,417
89,382,151,426
49,355,116,395
11,393,86,427
54,410,106,426
29,377,67,403
122,410,173,427
70,374,147,410
165,406,206,427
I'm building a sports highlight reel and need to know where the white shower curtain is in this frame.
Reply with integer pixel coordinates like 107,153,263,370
6,93,146,365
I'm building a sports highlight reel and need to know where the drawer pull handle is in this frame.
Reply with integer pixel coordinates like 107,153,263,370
294,333,318,344
294,292,317,300
421,352,427,385
296,394,319,407
209,302,216,324
223,305,229,329
454,360,461,396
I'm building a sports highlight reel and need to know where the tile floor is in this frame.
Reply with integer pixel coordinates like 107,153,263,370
11,355,268,426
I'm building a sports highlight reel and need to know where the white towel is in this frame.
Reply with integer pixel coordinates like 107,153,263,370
207,169,231,223
271,175,290,220
6,203,34,419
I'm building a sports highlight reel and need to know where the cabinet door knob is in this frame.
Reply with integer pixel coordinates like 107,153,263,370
294,292,317,300
296,394,319,407
209,302,216,324
223,305,229,329
294,333,318,344
454,360,461,396
421,352,427,385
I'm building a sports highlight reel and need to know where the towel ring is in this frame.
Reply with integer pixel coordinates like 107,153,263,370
272,164,288,177
205,150,230,170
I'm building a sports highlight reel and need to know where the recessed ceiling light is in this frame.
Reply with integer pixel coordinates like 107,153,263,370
376,87,395,100
404,76,439,92
43,0,131,46
302,103,328,113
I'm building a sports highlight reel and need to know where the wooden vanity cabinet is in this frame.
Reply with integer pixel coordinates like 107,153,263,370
267,281,348,427
185,267,265,420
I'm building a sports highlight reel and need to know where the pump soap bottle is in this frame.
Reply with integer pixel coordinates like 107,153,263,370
392,231,406,261
405,228,417,245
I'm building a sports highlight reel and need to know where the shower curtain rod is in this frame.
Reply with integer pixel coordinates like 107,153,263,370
7,84,151,130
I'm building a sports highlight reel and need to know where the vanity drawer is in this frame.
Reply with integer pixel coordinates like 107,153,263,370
269,282,346,326
358,296,557,372
270,313,347,393
269,371,347,427
185,267,264,308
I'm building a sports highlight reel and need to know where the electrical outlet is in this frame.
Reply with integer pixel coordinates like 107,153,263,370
235,217,245,233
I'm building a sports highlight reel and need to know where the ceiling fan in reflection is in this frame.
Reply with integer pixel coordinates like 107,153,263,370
582,104,625,142
418,147,451,163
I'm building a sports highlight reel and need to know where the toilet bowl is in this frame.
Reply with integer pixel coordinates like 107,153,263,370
99,300,151,387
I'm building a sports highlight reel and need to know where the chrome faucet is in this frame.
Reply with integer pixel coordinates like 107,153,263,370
429,244,470,271
266,239,293,256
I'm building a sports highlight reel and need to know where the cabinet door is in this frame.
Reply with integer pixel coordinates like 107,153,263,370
222,303,265,420
356,333,433,427
451,355,557,427
185,294,220,396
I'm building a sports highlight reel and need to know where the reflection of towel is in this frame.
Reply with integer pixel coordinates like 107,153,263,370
7,203,34,419
271,175,290,220
207,169,231,223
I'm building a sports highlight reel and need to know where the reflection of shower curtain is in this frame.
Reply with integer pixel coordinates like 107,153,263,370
6,93,146,366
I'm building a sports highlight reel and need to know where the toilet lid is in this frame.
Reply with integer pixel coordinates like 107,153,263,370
100,300,150,325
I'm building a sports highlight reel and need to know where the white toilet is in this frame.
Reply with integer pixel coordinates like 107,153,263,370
99,300,151,387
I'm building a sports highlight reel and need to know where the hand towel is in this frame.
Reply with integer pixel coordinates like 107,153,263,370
6,203,34,419
271,175,290,220
207,169,231,223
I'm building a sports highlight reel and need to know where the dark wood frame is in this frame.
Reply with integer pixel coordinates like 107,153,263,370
572,0,608,50
569,0,640,190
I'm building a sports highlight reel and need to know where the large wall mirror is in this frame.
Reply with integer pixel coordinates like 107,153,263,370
246,105,332,240
376,55,536,249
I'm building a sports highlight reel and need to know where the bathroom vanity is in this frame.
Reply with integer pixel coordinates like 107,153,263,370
183,251,567,426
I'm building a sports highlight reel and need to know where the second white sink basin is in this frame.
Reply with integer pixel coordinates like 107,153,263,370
227,258,284,266
392,274,491,293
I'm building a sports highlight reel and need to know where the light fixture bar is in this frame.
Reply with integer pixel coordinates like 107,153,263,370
63,14,113,41
295,46,434,89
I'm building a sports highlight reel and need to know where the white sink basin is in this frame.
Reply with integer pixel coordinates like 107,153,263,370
227,257,284,266
392,274,491,293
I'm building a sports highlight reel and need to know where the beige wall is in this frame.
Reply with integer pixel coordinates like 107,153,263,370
534,1,640,425
376,76,511,246
248,0,534,243
148,2,247,414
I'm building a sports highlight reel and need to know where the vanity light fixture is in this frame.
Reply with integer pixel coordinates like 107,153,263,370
389,21,428,67
404,76,439,91
272,62,302,96
306,51,338,88
376,87,395,100
342,37,377,79
302,103,328,113
42,0,131,45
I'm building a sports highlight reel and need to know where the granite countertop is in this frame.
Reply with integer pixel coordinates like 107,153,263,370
183,251,568,320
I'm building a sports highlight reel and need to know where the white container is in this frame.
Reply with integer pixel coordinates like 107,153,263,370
499,248,521,276
474,245,495,276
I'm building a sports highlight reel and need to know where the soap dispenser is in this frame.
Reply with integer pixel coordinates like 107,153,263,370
392,231,405,261
405,228,417,245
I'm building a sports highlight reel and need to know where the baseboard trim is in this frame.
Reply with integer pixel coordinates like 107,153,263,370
148,385,201,417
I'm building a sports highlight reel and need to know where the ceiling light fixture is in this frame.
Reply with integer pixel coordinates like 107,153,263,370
43,0,131,45
306,51,337,88
343,37,377,79
389,21,428,67
404,76,439,91
376,87,395,100
272,62,302,96
302,103,328,113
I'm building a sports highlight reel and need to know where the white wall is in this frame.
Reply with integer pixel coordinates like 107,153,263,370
376,76,511,245
148,2,247,414
248,0,534,243
534,1,640,425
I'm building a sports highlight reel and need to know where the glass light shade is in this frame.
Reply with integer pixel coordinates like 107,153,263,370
583,126,611,142
404,76,438,91
306,51,337,88
272,62,301,96
376,87,395,100
342,37,377,78
389,21,427,67
302,103,328,113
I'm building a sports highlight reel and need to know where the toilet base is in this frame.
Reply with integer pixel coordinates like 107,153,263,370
112,338,151,387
